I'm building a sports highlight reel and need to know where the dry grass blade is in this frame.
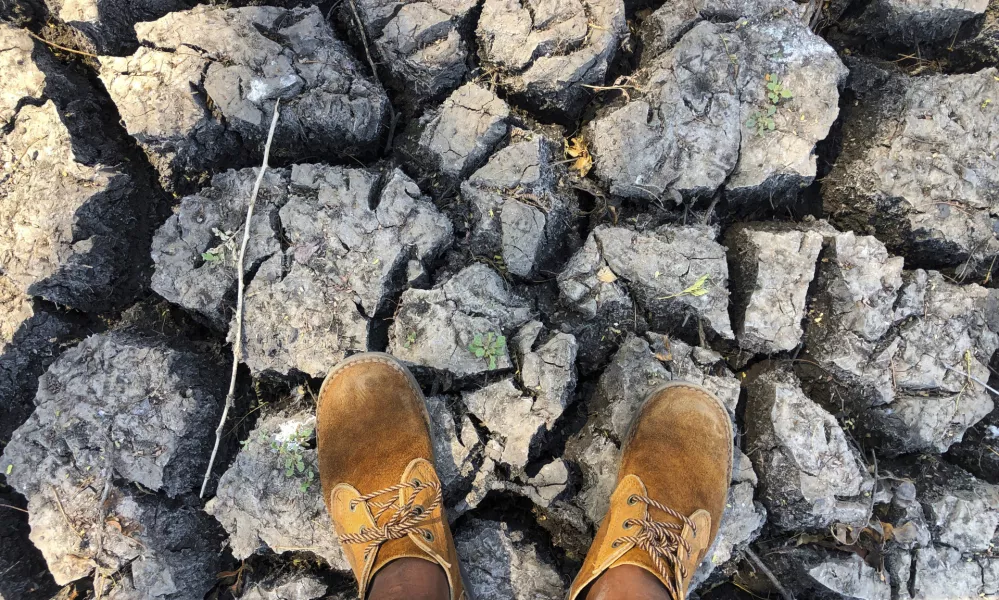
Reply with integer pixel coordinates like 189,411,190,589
200,98,281,498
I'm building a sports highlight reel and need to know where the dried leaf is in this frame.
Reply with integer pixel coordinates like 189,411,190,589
880,521,894,541
564,136,593,177
597,266,618,283
831,523,861,546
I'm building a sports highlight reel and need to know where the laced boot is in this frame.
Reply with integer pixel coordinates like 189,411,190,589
317,353,466,600
569,381,734,600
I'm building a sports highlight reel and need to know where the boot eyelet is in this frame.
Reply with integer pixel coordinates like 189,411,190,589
627,495,638,505
413,506,425,516
623,520,633,530
412,478,423,487
611,540,622,548
422,530,435,542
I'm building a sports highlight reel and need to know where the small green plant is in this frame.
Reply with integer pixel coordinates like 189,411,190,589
404,331,417,348
268,425,316,492
765,75,793,104
469,332,506,370
745,74,793,135
202,227,237,264
745,105,778,135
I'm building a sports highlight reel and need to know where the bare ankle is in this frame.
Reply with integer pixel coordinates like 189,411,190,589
368,557,450,600
584,565,672,600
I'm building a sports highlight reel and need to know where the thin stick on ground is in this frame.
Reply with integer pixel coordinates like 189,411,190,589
26,31,99,58
344,0,398,154
744,547,795,600
51,485,83,539
346,0,378,81
200,99,281,499
944,364,999,396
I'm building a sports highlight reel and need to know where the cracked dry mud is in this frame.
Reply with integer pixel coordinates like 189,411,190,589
3,0,999,599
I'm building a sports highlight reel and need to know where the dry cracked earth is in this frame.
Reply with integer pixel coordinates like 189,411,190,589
2,0,999,598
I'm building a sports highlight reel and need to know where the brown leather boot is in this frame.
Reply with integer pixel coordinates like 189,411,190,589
317,352,466,600
568,381,733,600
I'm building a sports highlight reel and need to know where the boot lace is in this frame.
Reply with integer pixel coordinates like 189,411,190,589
611,494,696,600
338,479,443,559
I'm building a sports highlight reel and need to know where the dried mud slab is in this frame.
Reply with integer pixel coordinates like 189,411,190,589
767,548,891,600
475,0,627,121
389,264,534,377
99,6,389,189
638,0,802,59
726,223,825,354
839,0,988,45
0,275,78,444
405,82,511,180
38,0,193,54
824,61,999,277
906,459,999,554
587,10,845,203
462,326,576,472
343,0,476,105
426,395,484,505
454,519,565,599
205,409,350,570
1,25,153,312
745,365,873,531
151,164,451,377
0,24,48,126
948,4,999,70
236,167,452,378
151,168,287,330
464,130,579,279
764,455,999,600
803,231,999,455
559,225,733,341
0,331,226,590
239,574,328,600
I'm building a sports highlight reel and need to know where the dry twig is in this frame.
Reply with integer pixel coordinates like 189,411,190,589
944,364,999,396
344,0,397,154
744,547,795,600
51,485,84,539
26,31,99,58
200,99,281,498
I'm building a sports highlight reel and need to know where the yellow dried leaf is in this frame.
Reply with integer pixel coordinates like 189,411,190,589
564,136,593,177
597,266,617,283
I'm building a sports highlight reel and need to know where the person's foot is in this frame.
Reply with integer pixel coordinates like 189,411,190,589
317,352,466,600
569,381,734,600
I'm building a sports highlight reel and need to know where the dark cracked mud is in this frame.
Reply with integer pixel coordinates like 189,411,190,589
3,0,999,599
